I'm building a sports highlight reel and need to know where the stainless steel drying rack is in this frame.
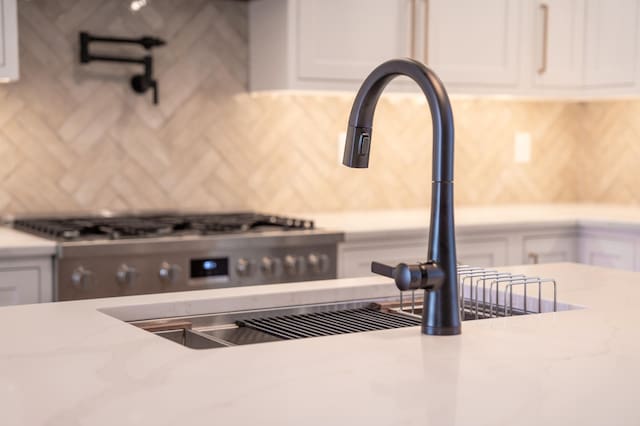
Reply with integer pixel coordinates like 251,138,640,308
394,264,558,320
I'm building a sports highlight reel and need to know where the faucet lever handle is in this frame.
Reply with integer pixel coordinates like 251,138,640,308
371,261,395,279
371,261,445,292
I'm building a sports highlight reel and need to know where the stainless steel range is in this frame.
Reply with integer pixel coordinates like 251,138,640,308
12,213,343,301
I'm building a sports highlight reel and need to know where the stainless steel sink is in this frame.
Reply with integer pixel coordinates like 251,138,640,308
132,313,284,349
130,298,419,349
156,329,229,349
155,327,282,349
129,294,549,350
128,265,566,349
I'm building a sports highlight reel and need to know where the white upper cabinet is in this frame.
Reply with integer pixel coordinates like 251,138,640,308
250,0,522,92
532,0,639,91
250,0,412,91
249,0,640,97
532,0,585,88
297,0,411,82
422,0,521,89
0,0,18,81
583,0,639,87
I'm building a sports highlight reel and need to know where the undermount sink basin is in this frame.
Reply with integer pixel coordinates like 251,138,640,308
152,326,283,349
129,290,570,350
131,299,420,349
156,329,229,349
126,265,573,350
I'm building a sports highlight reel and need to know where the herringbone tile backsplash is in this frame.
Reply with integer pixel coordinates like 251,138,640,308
0,0,636,215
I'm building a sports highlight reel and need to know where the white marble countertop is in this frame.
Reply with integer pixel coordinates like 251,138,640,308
306,204,640,239
0,226,56,258
1,262,639,425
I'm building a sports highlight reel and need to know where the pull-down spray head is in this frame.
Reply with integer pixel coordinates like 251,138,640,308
342,126,372,168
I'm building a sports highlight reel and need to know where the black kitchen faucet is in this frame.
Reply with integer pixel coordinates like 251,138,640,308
342,58,461,336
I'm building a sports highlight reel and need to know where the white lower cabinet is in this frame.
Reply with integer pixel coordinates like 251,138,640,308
339,233,513,278
457,238,509,267
578,233,636,271
522,234,578,264
0,257,53,306
339,239,427,278
337,228,581,278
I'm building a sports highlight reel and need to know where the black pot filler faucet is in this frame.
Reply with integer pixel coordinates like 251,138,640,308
79,31,166,105
342,58,461,336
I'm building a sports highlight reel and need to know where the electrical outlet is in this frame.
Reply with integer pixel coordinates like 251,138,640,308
337,132,346,164
514,132,531,164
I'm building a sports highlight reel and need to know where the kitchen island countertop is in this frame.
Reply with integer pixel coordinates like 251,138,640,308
1,262,639,425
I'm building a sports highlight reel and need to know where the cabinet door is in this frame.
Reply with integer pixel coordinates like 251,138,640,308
583,0,639,87
424,0,520,87
579,236,635,270
339,242,426,278
457,238,509,267
0,268,41,306
297,0,411,81
0,0,18,81
0,257,52,305
523,235,577,264
533,0,585,88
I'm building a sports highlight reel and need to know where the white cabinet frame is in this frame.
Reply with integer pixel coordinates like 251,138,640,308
0,256,53,306
0,0,18,81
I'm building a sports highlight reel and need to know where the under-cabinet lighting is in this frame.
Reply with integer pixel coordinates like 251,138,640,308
245,90,618,104
247,90,355,99
245,90,430,105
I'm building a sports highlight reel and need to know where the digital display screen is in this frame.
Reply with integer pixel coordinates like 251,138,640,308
190,257,228,278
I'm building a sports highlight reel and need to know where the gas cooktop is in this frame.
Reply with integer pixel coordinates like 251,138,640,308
12,212,314,242
11,211,340,301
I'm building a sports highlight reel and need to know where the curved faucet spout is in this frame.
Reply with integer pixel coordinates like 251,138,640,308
342,58,461,336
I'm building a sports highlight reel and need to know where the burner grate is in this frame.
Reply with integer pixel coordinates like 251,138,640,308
185,213,313,234
12,213,314,241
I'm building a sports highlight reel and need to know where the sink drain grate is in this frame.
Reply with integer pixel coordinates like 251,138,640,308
236,307,421,340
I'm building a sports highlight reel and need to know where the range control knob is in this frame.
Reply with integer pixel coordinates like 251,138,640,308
236,258,253,277
116,264,138,285
284,255,305,276
71,266,93,288
159,262,182,284
307,253,330,274
260,256,281,276
283,255,297,275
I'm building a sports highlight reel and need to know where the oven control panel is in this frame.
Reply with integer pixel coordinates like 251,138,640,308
57,245,338,301
223,253,331,279
189,251,333,284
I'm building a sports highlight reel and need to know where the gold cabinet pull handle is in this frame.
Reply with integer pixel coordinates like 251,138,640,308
423,0,430,64
538,3,549,74
409,0,417,58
